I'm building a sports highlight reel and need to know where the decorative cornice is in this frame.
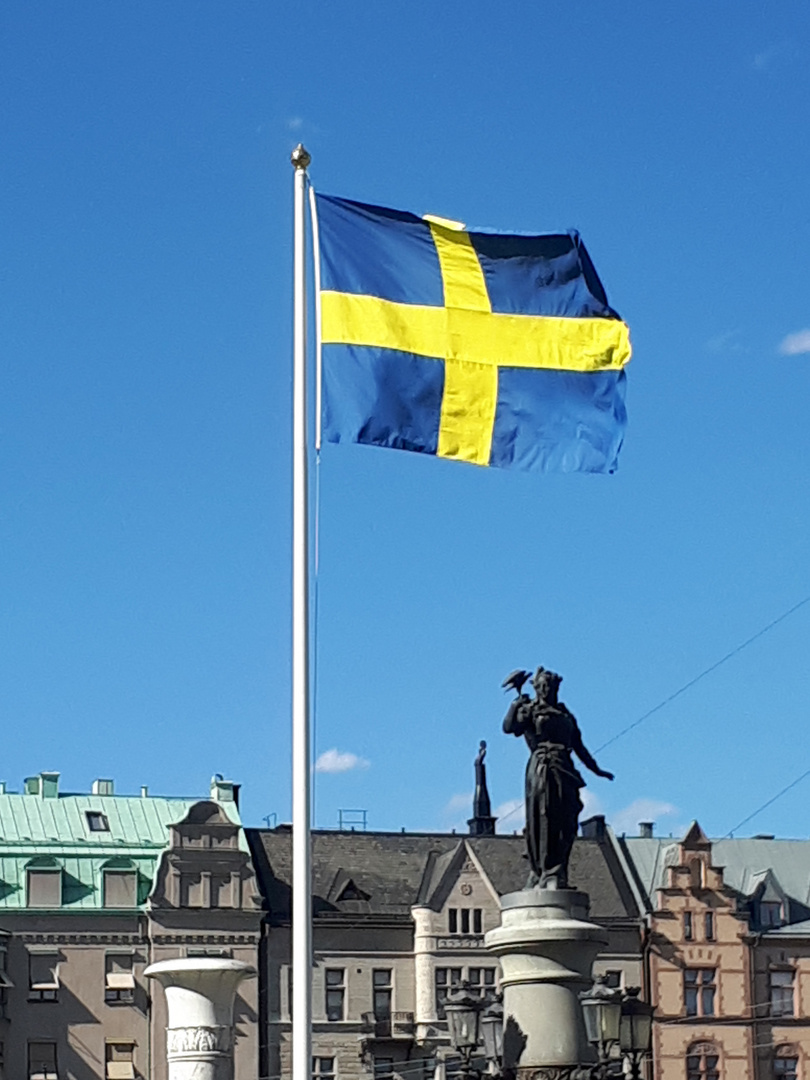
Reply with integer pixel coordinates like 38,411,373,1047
19,932,144,945
151,933,258,945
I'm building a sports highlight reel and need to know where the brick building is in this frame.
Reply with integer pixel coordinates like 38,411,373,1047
620,823,810,1080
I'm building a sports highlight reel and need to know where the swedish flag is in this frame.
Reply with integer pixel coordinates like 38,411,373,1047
316,194,631,473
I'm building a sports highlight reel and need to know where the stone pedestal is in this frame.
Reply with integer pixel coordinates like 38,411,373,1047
145,957,256,1080
485,888,606,1076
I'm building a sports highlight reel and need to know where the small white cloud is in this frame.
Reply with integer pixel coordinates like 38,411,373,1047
444,792,472,814
610,797,679,837
287,116,304,131
581,789,604,821
314,748,369,774
779,329,810,356
495,797,524,832
705,329,747,355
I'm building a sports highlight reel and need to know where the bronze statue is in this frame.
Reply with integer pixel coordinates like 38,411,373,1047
502,666,613,888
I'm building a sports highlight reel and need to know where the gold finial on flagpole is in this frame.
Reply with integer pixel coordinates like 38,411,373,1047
291,143,311,170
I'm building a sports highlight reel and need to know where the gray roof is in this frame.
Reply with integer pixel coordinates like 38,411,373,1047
620,835,810,918
245,828,640,925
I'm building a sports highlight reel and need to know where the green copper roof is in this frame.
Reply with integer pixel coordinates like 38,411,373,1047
0,778,243,912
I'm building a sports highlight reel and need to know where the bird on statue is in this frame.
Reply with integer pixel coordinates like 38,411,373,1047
502,669,532,697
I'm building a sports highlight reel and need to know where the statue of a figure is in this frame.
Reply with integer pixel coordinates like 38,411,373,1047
502,666,614,888
473,740,492,819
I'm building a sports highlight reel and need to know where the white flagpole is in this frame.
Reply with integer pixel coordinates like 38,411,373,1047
291,143,312,1080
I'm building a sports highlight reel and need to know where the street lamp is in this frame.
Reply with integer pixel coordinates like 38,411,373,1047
445,983,485,1074
580,976,622,1066
619,988,654,1080
480,995,504,1072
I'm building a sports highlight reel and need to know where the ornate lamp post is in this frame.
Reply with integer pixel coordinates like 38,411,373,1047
445,983,485,1078
480,996,504,1074
580,976,622,1067
619,988,654,1080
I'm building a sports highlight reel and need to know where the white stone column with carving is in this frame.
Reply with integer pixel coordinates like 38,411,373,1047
146,957,256,1080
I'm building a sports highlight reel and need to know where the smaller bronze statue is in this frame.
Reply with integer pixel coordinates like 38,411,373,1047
473,740,492,819
469,740,497,836
503,666,613,888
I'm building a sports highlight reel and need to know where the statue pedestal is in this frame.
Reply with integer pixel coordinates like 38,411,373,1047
485,888,606,1077
145,958,256,1080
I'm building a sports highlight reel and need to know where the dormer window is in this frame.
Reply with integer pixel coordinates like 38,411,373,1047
27,868,62,909
86,812,110,833
761,901,782,929
103,871,138,908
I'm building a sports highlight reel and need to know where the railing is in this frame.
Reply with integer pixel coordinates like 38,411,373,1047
360,1011,415,1037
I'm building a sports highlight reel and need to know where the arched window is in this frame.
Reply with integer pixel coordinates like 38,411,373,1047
687,1041,720,1080
774,1045,799,1080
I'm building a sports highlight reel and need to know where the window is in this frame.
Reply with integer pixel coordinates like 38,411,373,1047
28,1042,57,1080
771,970,795,1018
448,908,483,935
468,967,496,997
705,912,715,941
103,871,138,908
684,912,693,941
684,969,715,1017
373,970,392,1022
325,969,345,1022
689,859,704,889
603,971,622,989
312,1058,335,1080
86,812,110,832
374,1059,394,1080
27,870,61,908
686,1042,719,1080
105,1042,135,1080
29,953,59,1001
774,1048,798,1080
105,954,135,1004
435,967,462,1019
762,902,782,929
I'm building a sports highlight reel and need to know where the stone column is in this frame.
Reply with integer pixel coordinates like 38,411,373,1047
145,957,256,1080
411,905,437,1041
485,888,606,1078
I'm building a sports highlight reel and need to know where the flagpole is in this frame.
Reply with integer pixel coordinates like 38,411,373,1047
291,142,312,1080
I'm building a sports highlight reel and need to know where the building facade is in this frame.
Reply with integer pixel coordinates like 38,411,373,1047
0,770,262,1080
620,822,810,1080
247,819,645,1080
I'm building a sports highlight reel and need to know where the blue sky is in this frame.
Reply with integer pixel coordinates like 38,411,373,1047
2,3,810,838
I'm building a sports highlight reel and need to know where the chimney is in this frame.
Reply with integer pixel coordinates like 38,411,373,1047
580,815,606,840
639,821,654,839
210,775,235,802
40,771,60,799
140,785,149,798
91,779,114,797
